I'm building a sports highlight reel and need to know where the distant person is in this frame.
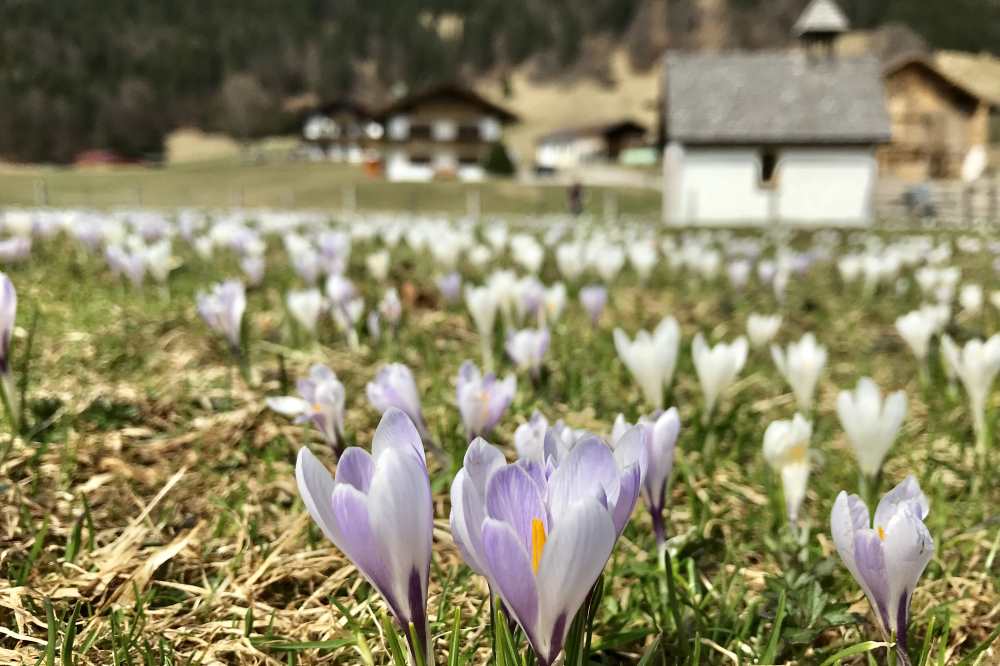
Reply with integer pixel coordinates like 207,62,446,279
568,181,583,216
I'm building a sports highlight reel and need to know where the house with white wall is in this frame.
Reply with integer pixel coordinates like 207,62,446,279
379,84,518,182
662,0,891,226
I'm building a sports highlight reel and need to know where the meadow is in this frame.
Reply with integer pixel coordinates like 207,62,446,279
0,208,998,666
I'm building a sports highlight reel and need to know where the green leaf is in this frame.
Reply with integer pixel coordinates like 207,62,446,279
819,641,892,666
45,599,57,666
381,613,408,666
61,600,81,666
761,588,787,664
448,607,462,666
954,622,1000,666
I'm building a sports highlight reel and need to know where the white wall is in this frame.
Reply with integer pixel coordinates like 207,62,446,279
385,150,433,182
535,136,606,170
663,145,877,226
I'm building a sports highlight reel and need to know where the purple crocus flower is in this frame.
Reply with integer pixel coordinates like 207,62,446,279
579,285,607,325
240,253,266,287
366,310,382,343
196,280,246,350
449,428,647,665
437,272,462,304
296,408,433,664
0,237,32,264
267,364,346,454
831,476,934,658
506,327,550,377
0,273,15,376
316,230,351,275
455,360,516,440
366,363,431,440
612,409,680,545
106,246,146,288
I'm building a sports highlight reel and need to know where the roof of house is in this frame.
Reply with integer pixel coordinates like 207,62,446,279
378,83,519,123
663,51,891,145
794,0,849,37
934,50,1000,107
884,54,989,106
537,119,646,144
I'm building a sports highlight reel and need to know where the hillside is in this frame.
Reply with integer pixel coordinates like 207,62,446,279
2,0,999,164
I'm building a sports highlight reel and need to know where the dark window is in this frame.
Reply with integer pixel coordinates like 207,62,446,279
410,125,432,140
760,150,779,188
458,155,479,166
410,154,432,165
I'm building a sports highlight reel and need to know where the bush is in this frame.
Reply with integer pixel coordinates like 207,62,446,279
482,141,516,177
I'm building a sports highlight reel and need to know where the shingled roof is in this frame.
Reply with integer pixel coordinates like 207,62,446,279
663,51,891,145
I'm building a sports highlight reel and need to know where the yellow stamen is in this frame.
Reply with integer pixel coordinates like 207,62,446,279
312,403,324,413
531,518,547,574
787,444,808,463
877,526,885,541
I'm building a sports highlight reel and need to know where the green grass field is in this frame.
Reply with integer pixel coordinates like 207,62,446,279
0,221,998,665
0,159,661,217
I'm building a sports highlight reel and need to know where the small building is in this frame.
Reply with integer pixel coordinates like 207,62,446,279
534,120,647,171
300,100,379,164
662,0,891,226
880,55,995,181
378,84,519,182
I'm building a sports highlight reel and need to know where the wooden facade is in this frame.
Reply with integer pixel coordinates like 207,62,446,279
880,57,992,181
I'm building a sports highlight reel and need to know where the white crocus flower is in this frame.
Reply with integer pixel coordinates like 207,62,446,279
286,288,326,334
542,282,567,325
940,334,1000,454
763,413,812,524
771,333,827,413
959,283,983,315
465,285,499,371
747,313,782,350
691,334,748,419
836,378,906,478
613,316,681,411
366,249,391,282
894,310,936,363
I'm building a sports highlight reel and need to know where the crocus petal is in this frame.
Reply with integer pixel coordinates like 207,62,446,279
372,407,426,466
881,506,934,633
873,475,929,528
486,464,549,553
482,518,540,643
546,438,620,524
330,483,396,613
852,529,892,631
334,447,375,492
267,396,311,417
367,447,433,626
295,447,343,546
535,497,616,664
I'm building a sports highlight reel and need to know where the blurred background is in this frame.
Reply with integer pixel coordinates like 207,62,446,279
1,0,999,221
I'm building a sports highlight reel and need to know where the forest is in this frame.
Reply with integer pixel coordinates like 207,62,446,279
1,0,998,163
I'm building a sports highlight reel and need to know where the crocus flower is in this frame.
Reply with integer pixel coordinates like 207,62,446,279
542,282,567,325
296,408,433,664
691,334,748,419
613,316,681,411
0,273,15,377
240,253,266,287
895,310,936,364
379,288,402,327
959,283,983,315
367,310,382,343
940,334,1000,453
286,288,325,335
506,327,550,378
771,333,828,413
449,428,647,665
366,249,391,282
612,408,681,545
465,284,499,370
367,363,431,440
762,413,812,524
836,378,906,479
830,476,933,658
196,280,246,350
455,360,516,439
747,313,781,350
267,364,345,453
578,285,607,326
513,411,553,462
437,272,462,304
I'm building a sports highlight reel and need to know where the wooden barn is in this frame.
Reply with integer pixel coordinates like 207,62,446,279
880,55,995,181
378,84,519,182
300,100,378,164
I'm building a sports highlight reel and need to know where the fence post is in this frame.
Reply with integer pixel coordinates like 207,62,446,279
466,189,481,221
603,190,618,226
343,184,357,214
34,179,48,206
